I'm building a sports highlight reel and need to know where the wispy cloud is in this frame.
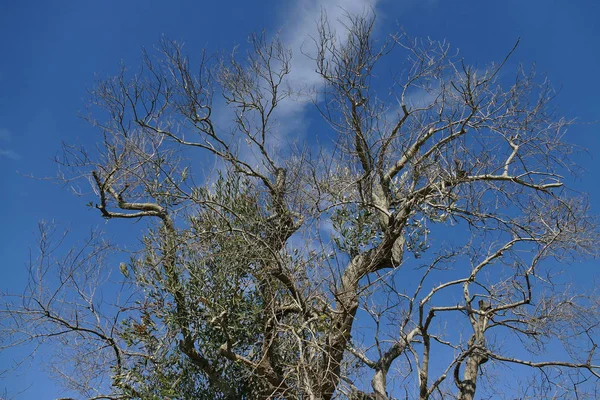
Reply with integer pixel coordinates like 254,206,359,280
203,0,380,178
0,148,20,160
262,0,380,145
280,0,380,104
0,128,20,160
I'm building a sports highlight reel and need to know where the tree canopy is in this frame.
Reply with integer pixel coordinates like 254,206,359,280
2,12,599,400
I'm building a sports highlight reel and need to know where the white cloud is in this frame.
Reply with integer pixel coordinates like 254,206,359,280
0,129,19,159
0,148,20,160
280,0,380,102
202,0,381,176
256,0,380,150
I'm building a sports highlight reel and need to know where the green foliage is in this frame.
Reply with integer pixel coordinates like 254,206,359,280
331,205,380,257
112,171,273,398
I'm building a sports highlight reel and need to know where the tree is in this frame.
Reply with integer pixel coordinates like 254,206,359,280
2,12,599,400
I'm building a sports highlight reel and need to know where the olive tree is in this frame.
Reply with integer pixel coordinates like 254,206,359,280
2,12,599,400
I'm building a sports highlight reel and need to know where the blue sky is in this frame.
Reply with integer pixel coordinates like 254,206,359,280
1,0,599,398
